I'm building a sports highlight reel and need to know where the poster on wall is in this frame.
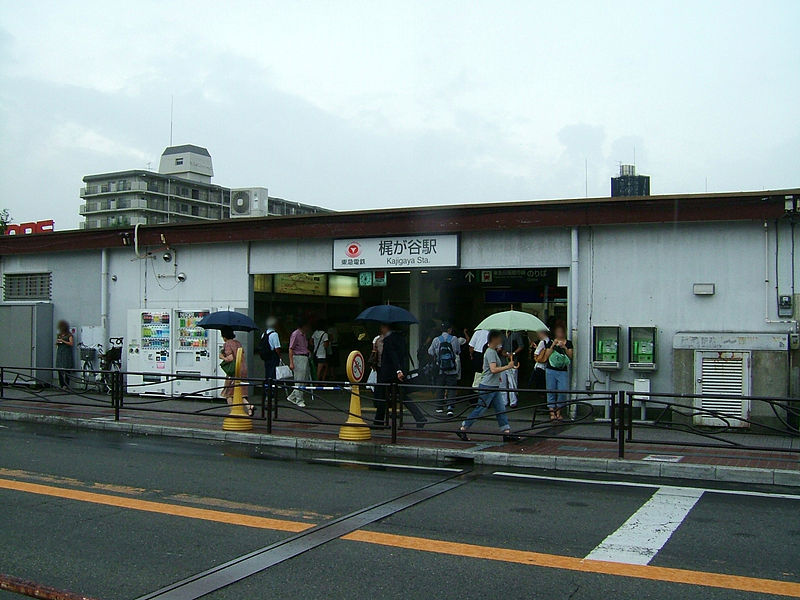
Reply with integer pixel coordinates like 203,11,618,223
333,235,459,270
274,273,327,296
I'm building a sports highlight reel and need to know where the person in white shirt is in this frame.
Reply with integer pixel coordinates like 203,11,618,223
468,329,490,382
527,329,550,406
257,316,282,382
310,323,330,381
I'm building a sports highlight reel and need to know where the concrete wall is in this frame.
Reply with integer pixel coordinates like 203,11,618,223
461,229,571,269
576,221,795,396
1,251,101,340
250,239,331,274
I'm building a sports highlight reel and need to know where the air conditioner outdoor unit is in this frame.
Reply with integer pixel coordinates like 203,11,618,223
230,187,269,218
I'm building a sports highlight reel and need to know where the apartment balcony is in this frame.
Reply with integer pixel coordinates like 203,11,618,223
80,181,147,197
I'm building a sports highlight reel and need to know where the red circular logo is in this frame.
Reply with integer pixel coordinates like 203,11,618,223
346,242,361,258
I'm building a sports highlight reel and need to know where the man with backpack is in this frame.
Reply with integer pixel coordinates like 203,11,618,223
428,321,461,417
256,316,282,383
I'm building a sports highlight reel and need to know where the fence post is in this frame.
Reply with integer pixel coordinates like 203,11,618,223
617,390,625,459
113,370,122,422
265,379,273,434
627,388,634,442
390,383,398,444
0,367,4,399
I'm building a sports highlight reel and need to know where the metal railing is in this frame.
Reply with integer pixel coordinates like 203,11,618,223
1,365,798,458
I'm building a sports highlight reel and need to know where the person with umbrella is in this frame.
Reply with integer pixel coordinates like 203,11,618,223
219,326,253,416
373,322,427,428
457,329,520,442
355,305,427,429
197,311,259,417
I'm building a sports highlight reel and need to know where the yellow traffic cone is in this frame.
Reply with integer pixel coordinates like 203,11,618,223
223,347,253,431
339,350,371,441
339,384,371,441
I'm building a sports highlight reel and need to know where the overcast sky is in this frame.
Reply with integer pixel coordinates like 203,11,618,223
1,0,798,230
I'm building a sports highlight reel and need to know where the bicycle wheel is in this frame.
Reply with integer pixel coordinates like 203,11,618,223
76,361,91,392
103,363,120,396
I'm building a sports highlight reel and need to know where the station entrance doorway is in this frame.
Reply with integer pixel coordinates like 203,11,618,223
415,267,567,335
250,268,567,379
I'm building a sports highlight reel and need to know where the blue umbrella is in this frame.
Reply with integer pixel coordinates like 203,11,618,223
356,304,418,324
197,311,258,332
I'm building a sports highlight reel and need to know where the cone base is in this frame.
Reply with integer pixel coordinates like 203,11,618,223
223,416,253,431
339,421,372,441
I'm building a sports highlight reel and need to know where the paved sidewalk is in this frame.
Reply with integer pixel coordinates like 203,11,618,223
1,386,799,487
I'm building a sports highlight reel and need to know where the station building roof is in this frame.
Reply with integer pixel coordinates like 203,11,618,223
1,188,796,256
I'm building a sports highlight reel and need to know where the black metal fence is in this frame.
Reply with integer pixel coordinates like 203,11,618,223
1,365,799,457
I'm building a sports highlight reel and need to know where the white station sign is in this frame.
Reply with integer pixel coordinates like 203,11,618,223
333,235,459,270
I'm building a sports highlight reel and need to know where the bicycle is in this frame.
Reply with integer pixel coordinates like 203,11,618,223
98,337,124,395
77,342,103,392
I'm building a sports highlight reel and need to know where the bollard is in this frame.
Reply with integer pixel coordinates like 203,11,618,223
223,347,253,431
339,350,371,441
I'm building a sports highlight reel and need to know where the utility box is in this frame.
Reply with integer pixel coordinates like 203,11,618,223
629,326,657,370
0,302,54,384
592,325,621,370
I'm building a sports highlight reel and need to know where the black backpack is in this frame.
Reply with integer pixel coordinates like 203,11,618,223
436,335,457,372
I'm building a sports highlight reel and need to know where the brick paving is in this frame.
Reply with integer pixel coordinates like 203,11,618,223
1,386,798,472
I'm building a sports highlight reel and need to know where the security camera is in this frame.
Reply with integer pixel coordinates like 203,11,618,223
176,272,187,282
162,251,173,263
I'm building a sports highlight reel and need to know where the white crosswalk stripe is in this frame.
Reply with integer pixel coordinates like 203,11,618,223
584,487,704,565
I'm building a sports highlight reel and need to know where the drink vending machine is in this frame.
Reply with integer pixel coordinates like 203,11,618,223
127,308,220,397
127,310,172,395
172,310,218,398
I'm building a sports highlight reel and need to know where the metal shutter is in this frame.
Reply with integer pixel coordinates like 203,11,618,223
695,352,750,427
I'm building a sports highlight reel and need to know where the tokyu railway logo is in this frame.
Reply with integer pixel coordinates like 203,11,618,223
345,242,362,258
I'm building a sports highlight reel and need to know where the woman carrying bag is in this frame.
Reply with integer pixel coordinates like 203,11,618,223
219,327,254,416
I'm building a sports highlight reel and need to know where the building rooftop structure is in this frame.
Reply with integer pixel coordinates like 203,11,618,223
611,164,651,197
79,145,330,229
9,188,798,255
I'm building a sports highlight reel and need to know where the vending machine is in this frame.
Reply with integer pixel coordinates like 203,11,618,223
172,310,218,398
127,309,173,396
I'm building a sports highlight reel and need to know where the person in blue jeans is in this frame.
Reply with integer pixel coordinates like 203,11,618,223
457,330,520,443
543,321,574,421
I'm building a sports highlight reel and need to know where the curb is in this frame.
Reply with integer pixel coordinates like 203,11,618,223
3,410,799,488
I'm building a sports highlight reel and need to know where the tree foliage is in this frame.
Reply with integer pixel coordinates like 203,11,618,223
0,209,11,235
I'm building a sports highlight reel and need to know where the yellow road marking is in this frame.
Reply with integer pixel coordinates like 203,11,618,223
343,530,800,597
2,476,799,597
0,478,310,533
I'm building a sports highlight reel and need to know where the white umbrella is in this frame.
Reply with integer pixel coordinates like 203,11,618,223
475,309,547,332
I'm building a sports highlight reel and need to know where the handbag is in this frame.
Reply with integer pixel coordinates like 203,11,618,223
472,371,483,388
220,360,236,377
276,361,293,380
366,369,378,392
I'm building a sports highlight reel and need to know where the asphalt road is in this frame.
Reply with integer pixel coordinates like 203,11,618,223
0,421,798,600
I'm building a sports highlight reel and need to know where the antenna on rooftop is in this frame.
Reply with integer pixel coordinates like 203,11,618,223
584,158,588,198
169,95,174,146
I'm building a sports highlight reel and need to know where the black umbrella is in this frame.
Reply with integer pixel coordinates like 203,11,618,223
355,304,418,324
197,311,258,332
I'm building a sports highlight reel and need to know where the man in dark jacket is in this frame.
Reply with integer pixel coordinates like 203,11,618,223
374,323,427,428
